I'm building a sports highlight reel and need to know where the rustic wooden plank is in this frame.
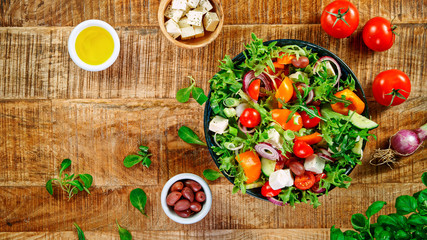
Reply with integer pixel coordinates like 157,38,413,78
1,0,426,27
0,229,331,240
0,183,424,232
0,24,425,100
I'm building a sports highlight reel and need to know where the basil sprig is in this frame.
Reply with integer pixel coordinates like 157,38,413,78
123,145,152,168
176,76,208,105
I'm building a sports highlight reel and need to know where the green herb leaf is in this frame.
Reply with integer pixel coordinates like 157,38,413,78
422,172,427,187
68,180,84,191
203,169,223,181
60,159,72,175
139,145,149,153
366,201,386,218
79,174,93,189
377,215,400,229
407,214,427,226
141,156,151,168
192,87,208,105
46,179,54,195
395,195,417,215
178,126,207,146
394,229,410,240
176,87,193,103
351,213,367,231
116,220,132,240
73,223,86,240
130,188,148,217
123,155,143,168
330,225,345,240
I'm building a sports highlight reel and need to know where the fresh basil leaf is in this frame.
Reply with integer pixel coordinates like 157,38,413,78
343,230,359,238
374,226,386,239
395,195,417,215
416,189,427,215
330,225,344,240
407,214,427,226
46,179,54,195
422,172,427,187
377,215,400,229
60,159,72,175
192,87,208,105
377,230,392,240
203,169,223,181
178,126,207,146
130,188,148,217
79,174,93,189
116,220,132,240
388,213,407,229
68,180,84,191
123,155,143,168
176,87,193,103
139,145,149,153
141,156,151,168
366,201,386,218
351,213,367,231
73,223,86,240
394,230,410,240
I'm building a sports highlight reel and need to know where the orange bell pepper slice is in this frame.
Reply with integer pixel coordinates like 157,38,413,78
271,109,303,132
236,151,261,184
331,89,365,115
277,53,296,65
275,77,294,108
295,132,323,145
265,62,285,74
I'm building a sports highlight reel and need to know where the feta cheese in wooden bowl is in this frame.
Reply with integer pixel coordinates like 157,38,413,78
158,0,224,49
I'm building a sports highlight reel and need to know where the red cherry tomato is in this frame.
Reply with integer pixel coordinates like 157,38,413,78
294,171,316,190
291,84,305,101
273,78,282,90
240,108,261,128
275,159,285,171
315,173,327,183
320,0,359,38
248,79,261,101
362,17,396,52
300,106,321,128
261,181,282,197
372,69,411,106
293,140,314,158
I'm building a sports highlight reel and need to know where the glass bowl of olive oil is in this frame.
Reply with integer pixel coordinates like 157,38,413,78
68,20,120,72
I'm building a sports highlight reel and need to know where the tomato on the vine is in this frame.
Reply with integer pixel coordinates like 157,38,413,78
372,69,411,106
261,181,282,197
293,140,314,158
363,17,397,52
248,79,261,101
300,106,321,128
320,0,359,38
240,108,261,128
295,171,316,190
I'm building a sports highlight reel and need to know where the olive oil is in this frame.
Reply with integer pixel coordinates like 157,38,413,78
75,26,114,65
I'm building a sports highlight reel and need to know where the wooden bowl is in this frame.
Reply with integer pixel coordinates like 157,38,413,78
158,0,224,49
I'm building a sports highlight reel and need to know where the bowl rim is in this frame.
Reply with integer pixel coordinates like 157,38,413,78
203,38,369,202
68,19,120,72
157,0,224,49
160,173,212,224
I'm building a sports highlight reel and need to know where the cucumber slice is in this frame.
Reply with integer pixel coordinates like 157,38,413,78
245,181,264,189
349,110,378,130
351,136,364,155
261,158,276,177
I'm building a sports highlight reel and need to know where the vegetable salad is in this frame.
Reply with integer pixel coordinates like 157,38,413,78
208,34,377,208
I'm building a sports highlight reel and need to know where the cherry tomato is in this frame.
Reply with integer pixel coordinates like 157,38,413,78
291,56,309,68
315,173,327,183
320,0,359,38
248,79,261,101
362,17,396,52
293,140,314,158
272,78,282,90
271,109,303,132
372,69,411,106
294,171,316,190
275,77,294,106
261,181,282,197
300,106,321,128
235,151,261,184
240,108,261,128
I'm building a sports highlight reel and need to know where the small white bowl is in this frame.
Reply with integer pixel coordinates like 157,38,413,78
68,20,120,72
161,173,212,224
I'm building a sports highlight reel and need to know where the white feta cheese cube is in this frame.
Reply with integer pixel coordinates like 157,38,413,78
164,19,181,39
178,17,191,28
266,128,284,151
171,0,188,10
203,12,219,31
180,26,196,40
325,61,336,76
199,0,213,12
164,6,184,22
209,116,229,134
194,5,208,14
193,25,204,38
288,71,308,81
186,10,204,26
269,169,294,190
187,0,200,8
304,154,325,174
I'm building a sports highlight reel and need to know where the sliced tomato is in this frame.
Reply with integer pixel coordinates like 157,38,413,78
248,79,261,101
275,77,294,107
294,171,316,190
315,173,327,183
261,181,282,197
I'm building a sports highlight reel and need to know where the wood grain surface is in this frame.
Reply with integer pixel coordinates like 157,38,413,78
1,0,426,239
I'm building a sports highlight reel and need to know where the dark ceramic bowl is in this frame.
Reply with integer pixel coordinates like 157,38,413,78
203,39,369,202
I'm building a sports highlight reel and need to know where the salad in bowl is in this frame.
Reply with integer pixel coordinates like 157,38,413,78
204,34,377,208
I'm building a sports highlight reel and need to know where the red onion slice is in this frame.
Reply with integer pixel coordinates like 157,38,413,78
318,153,335,162
254,142,281,160
296,83,314,104
313,56,342,87
243,71,273,101
318,148,332,157
268,197,286,206
311,183,326,193
238,121,256,134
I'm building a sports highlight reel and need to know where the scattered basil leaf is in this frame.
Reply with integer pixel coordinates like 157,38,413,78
73,223,86,240
79,174,93,189
395,195,417,215
142,156,151,168
178,126,207,146
139,145,149,153
69,180,84,191
123,155,143,168
176,76,207,105
60,159,72,175
176,87,192,103
116,220,132,240
203,169,223,181
366,201,386,218
192,87,208,105
130,188,148,217
46,179,53,195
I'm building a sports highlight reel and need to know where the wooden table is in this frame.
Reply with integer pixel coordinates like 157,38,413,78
0,0,426,239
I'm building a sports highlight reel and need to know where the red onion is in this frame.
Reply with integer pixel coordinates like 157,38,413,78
318,148,332,157
318,153,335,162
310,183,326,193
297,83,315,104
243,71,272,101
254,142,281,160
313,56,341,87
268,197,286,206
238,121,256,134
